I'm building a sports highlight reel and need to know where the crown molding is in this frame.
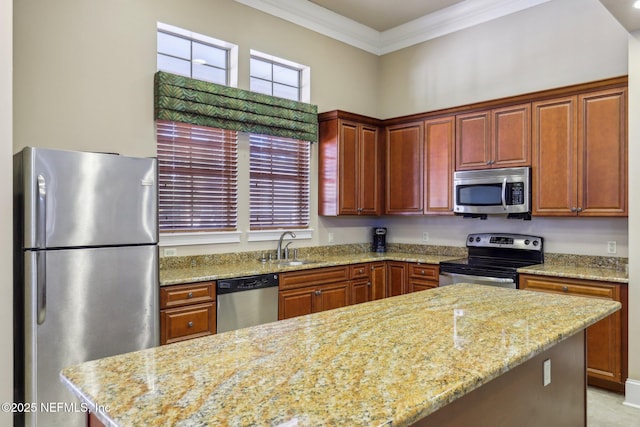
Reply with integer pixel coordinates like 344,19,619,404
234,0,552,55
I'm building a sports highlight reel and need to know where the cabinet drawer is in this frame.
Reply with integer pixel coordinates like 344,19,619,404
160,281,216,309
160,303,215,344
519,275,618,301
349,263,370,280
280,266,349,290
408,263,439,281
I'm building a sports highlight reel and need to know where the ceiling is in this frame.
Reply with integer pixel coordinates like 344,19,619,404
235,0,640,55
308,0,465,32
600,0,640,32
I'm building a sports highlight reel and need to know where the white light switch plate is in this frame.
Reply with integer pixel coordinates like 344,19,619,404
543,358,551,386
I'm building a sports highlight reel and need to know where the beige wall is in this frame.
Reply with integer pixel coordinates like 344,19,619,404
1,0,12,423
626,30,640,405
378,0,628,117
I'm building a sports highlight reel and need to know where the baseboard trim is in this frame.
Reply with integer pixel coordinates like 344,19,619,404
624,378,640,408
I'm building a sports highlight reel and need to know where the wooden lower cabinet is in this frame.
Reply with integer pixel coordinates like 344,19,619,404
519,274,627,392
279,266,351,320
386,261,408,297
350,262,387,304
160,281,216,345
408,263,439,292
279,282,350,319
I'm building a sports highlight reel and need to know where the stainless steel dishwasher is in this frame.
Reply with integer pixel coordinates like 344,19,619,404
216,273,279,333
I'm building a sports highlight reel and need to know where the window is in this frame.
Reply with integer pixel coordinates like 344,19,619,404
157,22,237,86
250,51,309,102
250,135,310,229
157,121,238,232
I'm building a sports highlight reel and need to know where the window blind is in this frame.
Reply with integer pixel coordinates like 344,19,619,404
157,120,238,231
250,135,310,229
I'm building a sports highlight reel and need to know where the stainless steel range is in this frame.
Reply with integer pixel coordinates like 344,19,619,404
439,233,543,289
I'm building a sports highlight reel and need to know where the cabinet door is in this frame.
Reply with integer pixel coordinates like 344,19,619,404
408,279,437,293
316,282,350,312
532,96,578,216
424,116,455,214
578,88,627,216
351,278,371,305
386,261,407,297
279,288,315,320
492,104,531,168
359,125,382,215
338,120,359,215
456,111,491,170
370,262,387,301
385,122,424,214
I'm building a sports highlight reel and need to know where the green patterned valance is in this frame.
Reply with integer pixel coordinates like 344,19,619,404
154,71,318,142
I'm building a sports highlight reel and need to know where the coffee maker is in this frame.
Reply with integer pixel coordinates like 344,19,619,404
372,227,387,252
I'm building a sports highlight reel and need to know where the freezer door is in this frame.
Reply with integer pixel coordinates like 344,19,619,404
22,245,158,427
19,147,157,249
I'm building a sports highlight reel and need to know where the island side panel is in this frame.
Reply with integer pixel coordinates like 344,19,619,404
414,331,586,427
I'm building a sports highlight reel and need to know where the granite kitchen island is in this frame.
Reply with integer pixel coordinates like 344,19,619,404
61,284,620,427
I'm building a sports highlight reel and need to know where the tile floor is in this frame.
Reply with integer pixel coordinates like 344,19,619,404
588,387,640,426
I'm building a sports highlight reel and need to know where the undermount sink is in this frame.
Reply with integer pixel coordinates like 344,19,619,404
275,259,319,266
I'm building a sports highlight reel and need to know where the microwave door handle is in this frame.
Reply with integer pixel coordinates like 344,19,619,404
501,177,507,210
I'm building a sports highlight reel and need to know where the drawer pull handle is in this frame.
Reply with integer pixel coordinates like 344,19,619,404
187,292,193,298
187,321,194,328
562,286,569,292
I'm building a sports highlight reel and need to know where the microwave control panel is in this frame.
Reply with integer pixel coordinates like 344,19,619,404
506,182,525,205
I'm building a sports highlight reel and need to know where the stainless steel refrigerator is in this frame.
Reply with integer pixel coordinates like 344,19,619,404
13,147,159,427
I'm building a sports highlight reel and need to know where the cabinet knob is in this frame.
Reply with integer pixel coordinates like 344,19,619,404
420,270,425,275
315,290,321,296
367,282,371,286
570,207,577,212
577,207,583,212
358,269,364,274
187,292,193,298
562,286,569,292
187,321,194,328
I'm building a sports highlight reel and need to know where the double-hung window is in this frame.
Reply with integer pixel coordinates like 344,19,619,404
249,52,311,230
156,24,239,239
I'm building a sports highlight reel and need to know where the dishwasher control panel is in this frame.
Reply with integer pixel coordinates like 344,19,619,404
217,274,279,294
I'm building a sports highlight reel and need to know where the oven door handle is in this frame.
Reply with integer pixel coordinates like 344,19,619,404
440,272,514,284
501,177,507,210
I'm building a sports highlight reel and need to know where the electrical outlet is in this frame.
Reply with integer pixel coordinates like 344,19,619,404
328,232,335,243
543,359,551,386
163,247,177,257
607,241,617,254
422,232,429,242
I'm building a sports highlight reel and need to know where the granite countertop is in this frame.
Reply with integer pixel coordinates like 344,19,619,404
160,252,460,286
61,284,620,427
517,263,628,284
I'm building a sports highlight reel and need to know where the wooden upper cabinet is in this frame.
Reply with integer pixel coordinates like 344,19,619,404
532,96,578,215
578,88,627,216
456,104,531,170
318,111,382,216
424,116,455,214
455,111,491,170
385,122,424,214
532,87,627,217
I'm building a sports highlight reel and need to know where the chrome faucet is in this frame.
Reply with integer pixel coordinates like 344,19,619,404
277,231,296,260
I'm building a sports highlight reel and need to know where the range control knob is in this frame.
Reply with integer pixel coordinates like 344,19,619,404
524,240,530,245
533,240,539,246
475,237,481,242
469,237,474,243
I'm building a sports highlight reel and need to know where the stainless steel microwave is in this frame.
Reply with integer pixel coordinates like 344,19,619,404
453,167,530,215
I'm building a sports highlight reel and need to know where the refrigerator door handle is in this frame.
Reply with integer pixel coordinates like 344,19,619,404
37,174,47,249
37,251,47,324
